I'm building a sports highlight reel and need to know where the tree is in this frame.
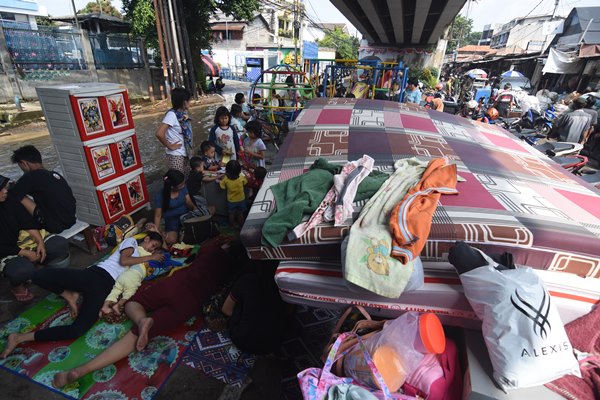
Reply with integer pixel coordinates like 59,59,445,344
466,31,482,45
122,0,260,91
78,0,123,18
447,15,475,53
35,16,56,27
182,0,259,92
316,27,359,60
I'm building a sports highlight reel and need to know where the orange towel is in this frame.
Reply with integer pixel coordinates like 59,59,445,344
389,158,458,263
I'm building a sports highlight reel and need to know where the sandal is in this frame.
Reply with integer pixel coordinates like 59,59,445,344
12,287,34,302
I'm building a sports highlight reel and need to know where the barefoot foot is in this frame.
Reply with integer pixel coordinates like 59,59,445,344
136,317,154,352
61,290,80,319
53,369,82,388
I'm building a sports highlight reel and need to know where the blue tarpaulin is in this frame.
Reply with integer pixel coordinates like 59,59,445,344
304,41,318,59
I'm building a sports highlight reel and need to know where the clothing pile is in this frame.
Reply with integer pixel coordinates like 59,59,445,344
262,156,459,298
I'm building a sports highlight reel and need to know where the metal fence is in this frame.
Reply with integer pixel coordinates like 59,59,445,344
88,33,144,69
4,26,88,71
220,68,254,82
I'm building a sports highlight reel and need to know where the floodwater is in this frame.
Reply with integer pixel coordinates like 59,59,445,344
0,80,251,184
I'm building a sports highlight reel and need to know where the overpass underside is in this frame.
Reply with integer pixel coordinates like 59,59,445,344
331,0,467,46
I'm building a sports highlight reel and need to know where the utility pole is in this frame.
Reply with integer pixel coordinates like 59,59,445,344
176,0,197,98
171,0,188,88
540,0,560,55
226,20,230,70
293,0,299,67
166,0,183,86
71,0,80,31
160,0,176,89
152,0,170,97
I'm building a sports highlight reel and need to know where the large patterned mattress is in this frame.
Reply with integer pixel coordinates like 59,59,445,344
241,98,600,278
275,261,599,326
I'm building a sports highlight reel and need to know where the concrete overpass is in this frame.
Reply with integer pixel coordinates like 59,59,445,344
330,0,467,45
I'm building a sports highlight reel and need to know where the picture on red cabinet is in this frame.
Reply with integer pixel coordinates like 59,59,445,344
117,137,137,168
103,187,124,218
107,93,129,129
126,175,145,207
77,98,105,135
91,145,116,178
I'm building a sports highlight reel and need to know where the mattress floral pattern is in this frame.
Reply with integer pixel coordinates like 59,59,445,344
240,98,600,278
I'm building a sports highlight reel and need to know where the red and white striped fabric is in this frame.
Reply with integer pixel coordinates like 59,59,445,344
275,261,599,327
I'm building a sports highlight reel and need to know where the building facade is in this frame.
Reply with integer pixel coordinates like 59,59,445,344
0,0,47,29
490,14,563,53
208,1,344,79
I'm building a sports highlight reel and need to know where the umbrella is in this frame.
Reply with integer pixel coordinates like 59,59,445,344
501,70,525,78
465,69,487,78
201,55,220,77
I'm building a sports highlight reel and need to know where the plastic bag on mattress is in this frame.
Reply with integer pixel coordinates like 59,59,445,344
450,245,580,391
341,236,424,295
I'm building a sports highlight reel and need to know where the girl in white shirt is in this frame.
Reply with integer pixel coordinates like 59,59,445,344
208,106,240,162
155,88,193,175
242,120,267,168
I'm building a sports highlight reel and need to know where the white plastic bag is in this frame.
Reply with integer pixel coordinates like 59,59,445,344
458,250,580,391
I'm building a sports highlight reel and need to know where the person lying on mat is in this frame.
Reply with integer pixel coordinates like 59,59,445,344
51,239,237,389
0,232,164,358
100,243,153,316
0,175,70,302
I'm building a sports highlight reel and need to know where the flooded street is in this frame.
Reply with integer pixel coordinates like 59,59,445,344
0,80,251,184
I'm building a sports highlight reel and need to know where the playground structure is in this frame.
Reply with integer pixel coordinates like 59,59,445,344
304,58,409,102
247,60,410,146
249,64,316,126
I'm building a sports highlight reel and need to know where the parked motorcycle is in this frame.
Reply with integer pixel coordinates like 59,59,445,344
513,105,556,134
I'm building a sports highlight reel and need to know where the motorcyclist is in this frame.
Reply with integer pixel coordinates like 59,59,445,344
548,97,592,143
476,107,499,124
493,83,519,118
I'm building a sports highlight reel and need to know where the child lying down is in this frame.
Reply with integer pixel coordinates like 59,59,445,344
101,246,183,316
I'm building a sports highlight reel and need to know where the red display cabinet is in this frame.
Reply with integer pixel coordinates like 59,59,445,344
37,83,149,226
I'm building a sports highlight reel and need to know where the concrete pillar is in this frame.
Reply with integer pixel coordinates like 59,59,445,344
80,30,99,82
140,38,152,97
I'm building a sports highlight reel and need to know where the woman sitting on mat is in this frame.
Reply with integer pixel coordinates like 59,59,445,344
148,169,197,246
1,232,165,358
51,239,237,389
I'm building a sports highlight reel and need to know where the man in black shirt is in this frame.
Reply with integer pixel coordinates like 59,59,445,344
11,145,76,233
0,175,69,301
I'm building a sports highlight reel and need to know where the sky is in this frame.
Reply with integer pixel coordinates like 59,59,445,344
38,0,359,35
38,0,124,17
461,0,600,31
38,0,598,37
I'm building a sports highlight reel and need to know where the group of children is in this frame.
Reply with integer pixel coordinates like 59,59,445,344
100,91,272,345
188,92,268,229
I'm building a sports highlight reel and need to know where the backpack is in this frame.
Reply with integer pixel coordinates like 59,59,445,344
104,215,137,247
180,213,218,244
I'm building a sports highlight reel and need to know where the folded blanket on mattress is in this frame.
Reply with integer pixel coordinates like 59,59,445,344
344,158,428,298
262,158,388,247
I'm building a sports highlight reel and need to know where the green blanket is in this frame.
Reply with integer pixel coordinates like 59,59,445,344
262,158,388,247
